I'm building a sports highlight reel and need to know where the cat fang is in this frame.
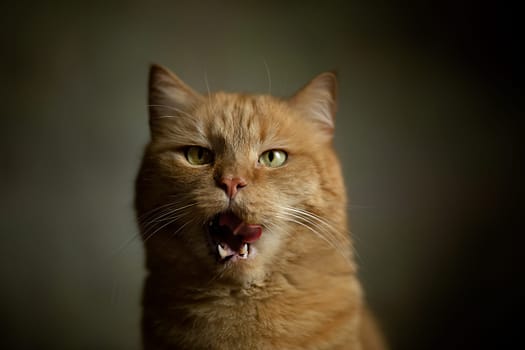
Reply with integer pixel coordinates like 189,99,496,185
217,242,249,261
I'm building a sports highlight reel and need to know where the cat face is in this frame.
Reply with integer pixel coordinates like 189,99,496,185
136,65,347,283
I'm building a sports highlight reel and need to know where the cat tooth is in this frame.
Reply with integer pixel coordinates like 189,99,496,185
239,243,248,257
217,244,228,259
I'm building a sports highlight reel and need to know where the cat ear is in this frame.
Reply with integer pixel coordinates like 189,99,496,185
148,64,204,124
289,72,338,136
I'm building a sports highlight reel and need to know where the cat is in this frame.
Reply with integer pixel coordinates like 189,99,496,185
135,64,387,350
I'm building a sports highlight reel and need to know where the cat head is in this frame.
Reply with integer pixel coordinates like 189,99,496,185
136,64,349,284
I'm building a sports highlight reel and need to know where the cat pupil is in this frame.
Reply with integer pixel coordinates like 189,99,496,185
198,148,203,159
268,151,274,162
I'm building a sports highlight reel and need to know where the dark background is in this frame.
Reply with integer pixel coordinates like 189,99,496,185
1,1,521,349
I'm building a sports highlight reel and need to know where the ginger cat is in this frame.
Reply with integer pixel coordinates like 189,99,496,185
135,64,387,350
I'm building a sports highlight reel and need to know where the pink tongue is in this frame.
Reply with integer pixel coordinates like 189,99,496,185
218,212,262,243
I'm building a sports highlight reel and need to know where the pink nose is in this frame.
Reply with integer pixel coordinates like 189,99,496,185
219,177,247,199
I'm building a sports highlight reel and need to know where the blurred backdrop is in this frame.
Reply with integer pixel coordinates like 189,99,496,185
0,1,520,349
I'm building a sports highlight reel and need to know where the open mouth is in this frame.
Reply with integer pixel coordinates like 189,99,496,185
207,212,263,262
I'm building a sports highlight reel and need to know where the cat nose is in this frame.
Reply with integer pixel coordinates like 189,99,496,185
218,176,247,199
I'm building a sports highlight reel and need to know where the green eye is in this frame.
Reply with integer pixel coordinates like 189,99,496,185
259,149,287,168
185,146,213,165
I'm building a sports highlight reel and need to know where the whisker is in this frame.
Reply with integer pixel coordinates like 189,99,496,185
275,213,350,262
148,104,196,120
348,204,375,209
109,202,187,259
143,216,180,243
204,71,212,99
137,201,182,222
203,71,216,121
140,203,197,229
108,232,143,259
262,59,272,95
132,201,199,249
275,206,352,262
283,207,340,235
140,207,182,234
280,207,349,248
142,207,196,243
139,201,194,222
277,215,337,254
164,218,196,244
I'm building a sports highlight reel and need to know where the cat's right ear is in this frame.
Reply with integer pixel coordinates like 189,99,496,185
289,72,338,139
148,64,203,131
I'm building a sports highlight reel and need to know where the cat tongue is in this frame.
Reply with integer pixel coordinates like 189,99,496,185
218,212,262,243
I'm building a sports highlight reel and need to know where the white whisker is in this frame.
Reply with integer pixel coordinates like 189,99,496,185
263,59,272,95
148,104,196,120
108,232,143,259
137,201,182,222
204,72,212,99
109,202,188,259
348,204,374,209
118,201,198,250
142,205,196,243
203,71,216,120
281,207,349,247
275,205,352,263
140,203,197,229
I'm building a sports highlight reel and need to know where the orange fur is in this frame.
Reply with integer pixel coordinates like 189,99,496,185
135,64,387,349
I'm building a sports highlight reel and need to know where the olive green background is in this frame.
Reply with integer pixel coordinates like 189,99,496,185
1,1,520,349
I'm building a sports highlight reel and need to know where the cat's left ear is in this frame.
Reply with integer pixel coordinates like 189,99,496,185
289,72,338,137
148,64,204,134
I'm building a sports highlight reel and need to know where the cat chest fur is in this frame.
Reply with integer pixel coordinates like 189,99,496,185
142,267,363,350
